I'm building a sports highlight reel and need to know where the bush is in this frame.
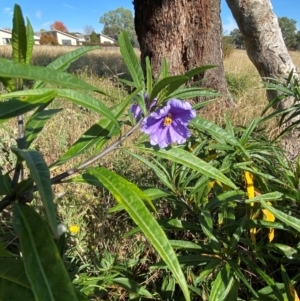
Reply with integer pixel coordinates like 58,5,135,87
39,34,59,45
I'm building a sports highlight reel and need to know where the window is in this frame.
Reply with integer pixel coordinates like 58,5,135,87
62,39,71,45
2,38,11,45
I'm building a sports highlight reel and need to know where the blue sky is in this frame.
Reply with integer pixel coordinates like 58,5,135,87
0,1,299,34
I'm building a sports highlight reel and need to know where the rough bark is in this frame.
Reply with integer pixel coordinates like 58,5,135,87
226,0,299,160
133,0,233,104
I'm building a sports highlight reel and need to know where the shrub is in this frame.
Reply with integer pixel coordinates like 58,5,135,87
40,34,59,45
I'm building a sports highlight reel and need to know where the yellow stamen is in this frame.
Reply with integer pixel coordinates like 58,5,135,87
164,114,172,126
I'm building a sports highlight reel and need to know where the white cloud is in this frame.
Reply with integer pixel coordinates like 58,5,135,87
36,10,42,19
63,3,74,9
222,16,237,35
2,7,13,16
42,21,54,29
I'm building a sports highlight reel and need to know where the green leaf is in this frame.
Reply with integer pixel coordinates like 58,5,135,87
260,199,300,233
150,75,189,102
0,278,34,301
244,192,283,204
0,258,30,288
239,118,261,146
146,56,153,96
138,147,237,189
190,116,239,146
11,148,57,238
184,65,216,79
167,88,218,101
281,265,296,301
0,89,57,119
119,31,144,88
0,173,12,195
12,4,27,64
0,58,104,92
228,216,246,252
209,264,235,301
55,89,117,125
0,77,16,93
112,277,153,297
53,88,141,167
0,244,16,257
13,203,78,301
25,18,34,65
125,150,175,192
25,108,62,148
34,46,101,89
77,167,190,301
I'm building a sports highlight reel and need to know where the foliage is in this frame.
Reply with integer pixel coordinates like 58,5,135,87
89,31,99,44
50,21,68,33
99,7,138,47
230,28,245,49
39,33,59,45
1,4,300,301
278,17,298,50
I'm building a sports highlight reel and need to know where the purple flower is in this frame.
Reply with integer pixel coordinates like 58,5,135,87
141,98,196,148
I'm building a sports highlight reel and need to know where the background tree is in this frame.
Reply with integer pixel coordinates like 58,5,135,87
133,0,233,105
296,30,300,50
50,21,68,32
229,28,245,49
84,25,94,35
90,31,99,44
278,17,298,50
40,34,58,45
99,7,138,47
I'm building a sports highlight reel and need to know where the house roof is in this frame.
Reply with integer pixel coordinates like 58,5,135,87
0,28,12,34
35,30,79,40
99,33,117,42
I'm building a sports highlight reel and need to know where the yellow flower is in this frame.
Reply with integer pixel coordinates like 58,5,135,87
69,225,80,234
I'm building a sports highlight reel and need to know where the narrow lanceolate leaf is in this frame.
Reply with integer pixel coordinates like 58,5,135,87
184,65,216,79
150,75,189,102
260,199,300,233
281,265,300,301
56,89,117,125
0,173,13,195
12,4,27,64
139,147,237,189
0,89,57,119
0,77,15,93
34,46,101,89
78,167,191,301
0,58,105,93
167,88,218,101
52,88,141,167
0,258,30,288
112,278,153,298
119,31,144,88
13,203,78,301
146,56,153,96
190,117,239,146
11,147,58,238
25,18,34,65
25,108,62,148
209,264,235,301
0,278,34,301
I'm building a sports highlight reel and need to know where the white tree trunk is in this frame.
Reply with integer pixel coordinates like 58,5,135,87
226,0,299,160
226,0,298,108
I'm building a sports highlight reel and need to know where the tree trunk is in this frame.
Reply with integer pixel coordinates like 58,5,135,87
225,0,298,107
133,0,233,105
226,0,299,160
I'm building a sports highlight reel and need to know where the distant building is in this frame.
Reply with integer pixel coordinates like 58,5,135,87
0,28,40,45
35,30,79,45
84,33,117,44
0,28,12,45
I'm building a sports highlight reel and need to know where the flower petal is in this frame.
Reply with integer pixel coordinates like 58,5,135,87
168,98,196,125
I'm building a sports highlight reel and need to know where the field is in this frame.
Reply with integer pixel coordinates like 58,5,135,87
1,45,300,300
